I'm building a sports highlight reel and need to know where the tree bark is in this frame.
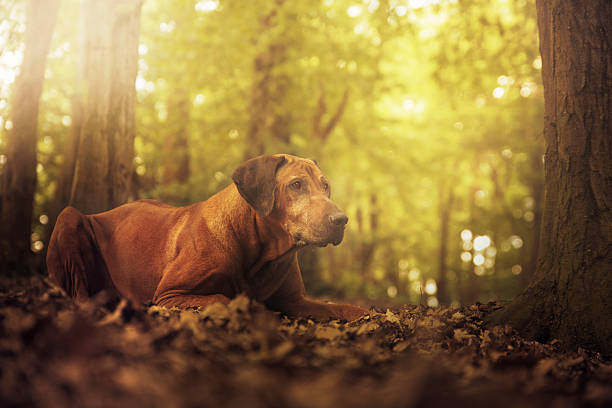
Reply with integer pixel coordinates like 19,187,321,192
489,0,612,354
0,0,60,275
68,0,142,214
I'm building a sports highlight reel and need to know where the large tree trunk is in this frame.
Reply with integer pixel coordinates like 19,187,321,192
490,0,612,354
0,0,60,275
68,0,142,214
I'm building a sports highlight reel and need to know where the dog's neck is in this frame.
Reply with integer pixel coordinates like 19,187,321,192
225,185,298,266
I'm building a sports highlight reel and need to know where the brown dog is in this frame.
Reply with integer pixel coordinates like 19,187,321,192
47,154,367,321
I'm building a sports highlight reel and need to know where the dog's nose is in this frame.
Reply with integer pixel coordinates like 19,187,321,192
329,212,348,226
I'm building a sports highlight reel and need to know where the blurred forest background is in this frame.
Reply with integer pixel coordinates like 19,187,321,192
0,0,544,307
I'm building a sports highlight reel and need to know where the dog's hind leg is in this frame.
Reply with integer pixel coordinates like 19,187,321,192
47,207,117,302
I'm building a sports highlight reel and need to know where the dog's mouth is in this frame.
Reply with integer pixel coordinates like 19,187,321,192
293,227,345,248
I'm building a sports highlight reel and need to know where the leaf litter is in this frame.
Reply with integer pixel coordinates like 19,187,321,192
0,276,610,408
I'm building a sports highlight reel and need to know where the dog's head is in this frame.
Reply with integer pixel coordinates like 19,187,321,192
232,154,348,247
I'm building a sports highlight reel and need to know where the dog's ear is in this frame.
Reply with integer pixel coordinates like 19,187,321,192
232,155,287,216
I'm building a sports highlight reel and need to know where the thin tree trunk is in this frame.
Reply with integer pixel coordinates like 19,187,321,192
160,89,191,203
464,159,481,304
47,91,83,237
490,0,612,354
244,4,291,160
0,0,60,275
437,185,454,305
244,41,287,160
69,0,142,214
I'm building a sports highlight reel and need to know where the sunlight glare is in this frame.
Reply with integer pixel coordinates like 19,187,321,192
194,94,206,106
347,5,362,18
493,87,505,98
408,268,420,281
474,266,485,276
409,0,428,9
228,129,239,140
473,235,491,251
138,44,148,55
135,76,147,91
395,5,408,16
427,296,439,307
402,98,415,111
387,285,398,298
160,21,176,33
39,214,49,225
533,56,542,70
511,265,522,275
424,278,437,295
473,253,485,266
474,189,487,200
31,241,44,253
460,229,473,241
520,86,531,97
368,0,380,13
195,0,219,13
0,68,16,85
460,251,472,263
510,235,523,249
354,22,367,35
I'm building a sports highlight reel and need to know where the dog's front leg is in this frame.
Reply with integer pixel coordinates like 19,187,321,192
155,293,231,308
263,257,368,321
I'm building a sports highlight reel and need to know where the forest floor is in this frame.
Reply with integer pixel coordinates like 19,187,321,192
1,276,611,408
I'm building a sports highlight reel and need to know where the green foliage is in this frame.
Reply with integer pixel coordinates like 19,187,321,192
0,0,544,303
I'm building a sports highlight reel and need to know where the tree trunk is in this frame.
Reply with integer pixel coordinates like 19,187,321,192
489,0,612,354
47,87,84,238
244,41,287,160
160,89,191,203
244,5,290,160
437,185,454,305
69,0,142,214
0,0,60,275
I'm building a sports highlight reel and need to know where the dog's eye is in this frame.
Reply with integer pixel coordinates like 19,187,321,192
322,182,329,191
290,180,302,190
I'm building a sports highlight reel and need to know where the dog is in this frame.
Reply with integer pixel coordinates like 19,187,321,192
47,154,367,321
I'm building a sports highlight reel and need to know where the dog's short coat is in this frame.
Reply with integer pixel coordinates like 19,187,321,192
47,154,367,321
